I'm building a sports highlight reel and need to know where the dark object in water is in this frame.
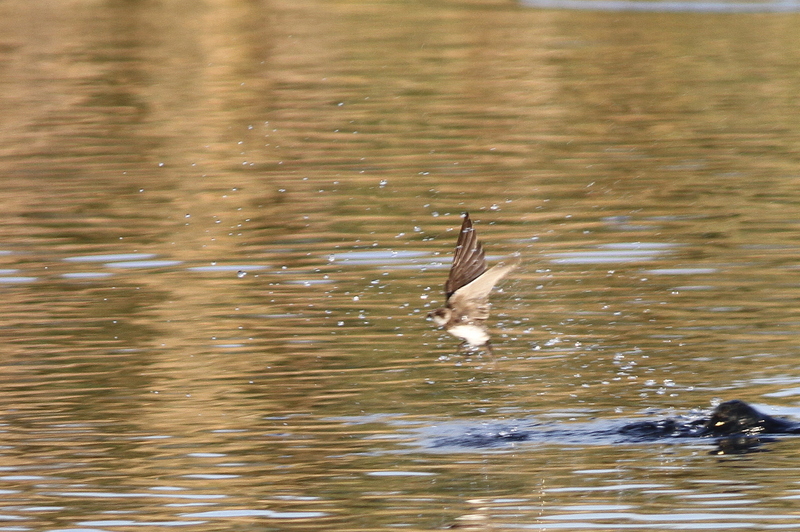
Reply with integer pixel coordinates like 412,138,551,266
429,400,800,454
703,400,800,436
620,400,800,438
619,399,800,454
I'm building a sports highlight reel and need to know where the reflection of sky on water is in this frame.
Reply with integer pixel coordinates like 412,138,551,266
0,269,34,284
187,265,268,272
645,268,718,275
105,260,184,268
327,250,429,266
0,276,37,284
40,242,704,279
62,272,115,279
64,253,159,262
547,243,678,265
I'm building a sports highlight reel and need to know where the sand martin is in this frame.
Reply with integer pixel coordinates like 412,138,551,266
428,213,520,353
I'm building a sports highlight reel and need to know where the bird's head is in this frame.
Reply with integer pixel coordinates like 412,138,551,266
427,308,451,327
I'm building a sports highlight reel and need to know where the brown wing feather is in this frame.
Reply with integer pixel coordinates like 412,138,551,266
445,213,487,298
447,258,521,321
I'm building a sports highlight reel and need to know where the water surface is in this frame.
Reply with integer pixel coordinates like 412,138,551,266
1,0,800,530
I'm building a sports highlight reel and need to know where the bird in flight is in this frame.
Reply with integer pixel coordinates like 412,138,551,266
428,213,520,354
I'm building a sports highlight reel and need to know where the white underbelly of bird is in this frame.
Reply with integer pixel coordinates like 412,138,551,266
446,324,491,347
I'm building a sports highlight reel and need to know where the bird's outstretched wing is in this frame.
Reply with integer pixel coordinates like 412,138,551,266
447,257,521,321
445,213,487,298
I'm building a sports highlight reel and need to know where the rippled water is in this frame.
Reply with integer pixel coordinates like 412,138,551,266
521,0,800,12
2,0,800,530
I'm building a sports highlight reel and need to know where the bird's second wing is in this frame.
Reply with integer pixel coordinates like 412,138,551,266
447,256,521,320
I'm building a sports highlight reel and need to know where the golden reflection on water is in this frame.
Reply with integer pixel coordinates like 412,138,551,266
1,0,800,530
